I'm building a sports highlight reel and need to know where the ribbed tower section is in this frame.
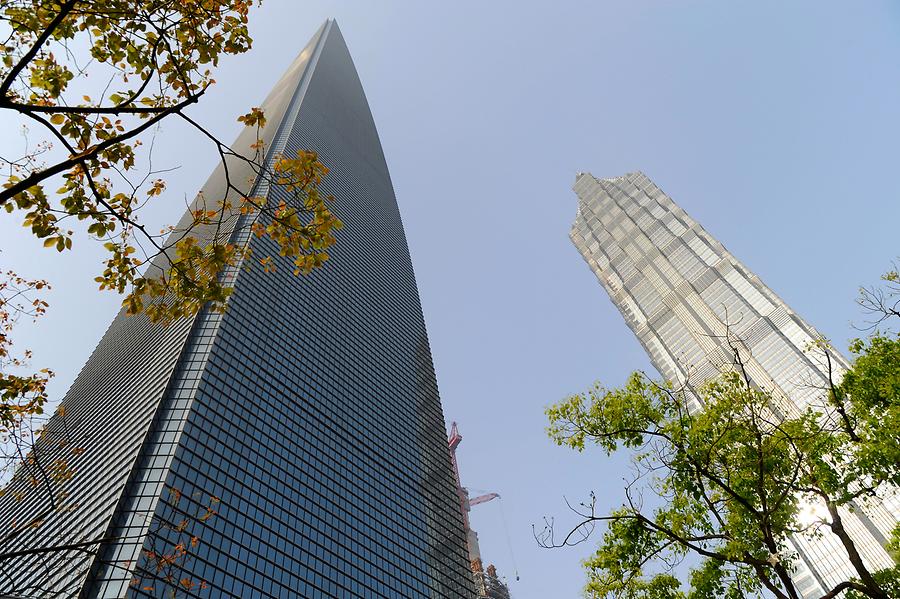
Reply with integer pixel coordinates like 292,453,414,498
0,20,475,598
570,171,898,598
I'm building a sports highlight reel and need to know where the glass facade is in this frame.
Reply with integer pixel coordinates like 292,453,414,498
571,171,899,597
0,20,474,598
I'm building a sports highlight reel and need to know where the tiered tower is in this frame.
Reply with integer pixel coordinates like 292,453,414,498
571,171,898,597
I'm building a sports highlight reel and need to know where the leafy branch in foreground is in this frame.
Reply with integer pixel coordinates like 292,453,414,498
1,1,342,327
129,487,220,598
0,484,219,597
0,268,51,427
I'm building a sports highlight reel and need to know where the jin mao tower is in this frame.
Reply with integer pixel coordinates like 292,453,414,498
571,171,898,598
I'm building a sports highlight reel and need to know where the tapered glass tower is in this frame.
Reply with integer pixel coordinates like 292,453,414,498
0,20,474,598
571,171,898,598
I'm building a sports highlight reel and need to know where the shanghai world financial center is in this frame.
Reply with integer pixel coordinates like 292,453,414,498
0,20,475,598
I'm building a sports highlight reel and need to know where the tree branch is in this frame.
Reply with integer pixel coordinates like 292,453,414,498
0,89,205,206
0,0,80,98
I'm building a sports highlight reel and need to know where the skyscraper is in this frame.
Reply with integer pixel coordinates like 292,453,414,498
0,20,474,598
570,171,898,598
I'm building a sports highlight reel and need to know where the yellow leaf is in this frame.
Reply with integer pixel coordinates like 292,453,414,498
50,114,64,125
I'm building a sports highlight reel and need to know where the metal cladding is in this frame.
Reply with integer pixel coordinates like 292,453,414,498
571,171,899,598
0,20,474,598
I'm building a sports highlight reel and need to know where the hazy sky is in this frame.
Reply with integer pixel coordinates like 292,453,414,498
3,2,900,597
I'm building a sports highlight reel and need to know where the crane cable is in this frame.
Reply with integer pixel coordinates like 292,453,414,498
498,496,520,582
468,486,520,583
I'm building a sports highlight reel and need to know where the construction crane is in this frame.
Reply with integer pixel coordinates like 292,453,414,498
447,422,513,599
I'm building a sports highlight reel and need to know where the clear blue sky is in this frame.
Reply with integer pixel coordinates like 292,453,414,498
2,2,900,597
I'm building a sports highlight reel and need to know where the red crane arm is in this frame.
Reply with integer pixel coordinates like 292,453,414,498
468,493,500,507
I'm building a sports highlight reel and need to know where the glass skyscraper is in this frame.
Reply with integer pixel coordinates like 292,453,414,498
570,171,898,598
0,20,474,598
